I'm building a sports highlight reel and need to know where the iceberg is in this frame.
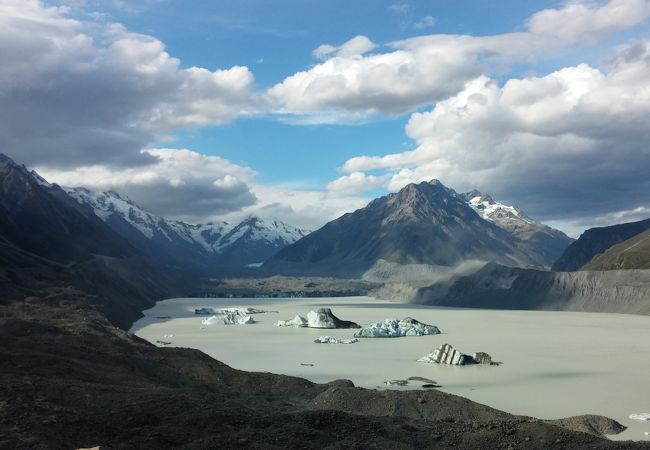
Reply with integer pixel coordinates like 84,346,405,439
275,308,360,329
314,336,359,344
307,308,360,329
355,317,440,338
201,313,255,326
195,306,270,315
417,343,495,366
276,315,309,327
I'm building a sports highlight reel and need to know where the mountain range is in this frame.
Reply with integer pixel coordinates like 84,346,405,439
66,187,308,273
265,180,574,277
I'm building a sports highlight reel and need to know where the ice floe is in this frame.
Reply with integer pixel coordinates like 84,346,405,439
195,306,270,315
275,308,360,329
355,317,440,338
629,413,650,421
314,336,359,344
418,343,497,365
276,315,309,327
202,313,255,326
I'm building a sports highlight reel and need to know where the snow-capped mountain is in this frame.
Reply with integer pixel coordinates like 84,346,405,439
463,190,539,233
66,187,309,271
266,180,574,276
462,190,574,268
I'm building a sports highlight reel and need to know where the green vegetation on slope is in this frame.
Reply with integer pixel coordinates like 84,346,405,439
583,229,650,270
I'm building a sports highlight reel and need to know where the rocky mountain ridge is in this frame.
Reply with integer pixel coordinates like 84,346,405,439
583,228,650,270
552,218,650,271
265,180,573,277
65,187,309,271
463,190,574,267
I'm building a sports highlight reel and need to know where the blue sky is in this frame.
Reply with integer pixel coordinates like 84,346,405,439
4,0,650,235
62,0,568,185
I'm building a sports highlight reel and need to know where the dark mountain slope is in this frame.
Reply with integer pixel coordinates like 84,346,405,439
462,190,574,267
0,155,134,263
0,154,188,327
265,180,540,277
409,263,650,315
67,187,308,272
552,218,650,271
583,228,650,270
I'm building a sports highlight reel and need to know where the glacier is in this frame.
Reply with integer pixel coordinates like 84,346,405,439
355,317,440,338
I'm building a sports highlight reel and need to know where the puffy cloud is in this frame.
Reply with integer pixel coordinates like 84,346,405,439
37,148,257,221
326,171,388,197
338,39,650,226
527,0,650,43
268,0,649,121
414,15,436,30
388,3,410,15
268,34,488,117
313,35,376,60
229,184,371,231
0,0,254,169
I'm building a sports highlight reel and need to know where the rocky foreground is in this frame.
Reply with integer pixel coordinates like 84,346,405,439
3,293,650,450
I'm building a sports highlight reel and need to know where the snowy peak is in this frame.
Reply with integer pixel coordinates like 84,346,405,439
463,191,536,228
461,189,574,267
219,216,308,251
65,186,309,268
67,187,172,239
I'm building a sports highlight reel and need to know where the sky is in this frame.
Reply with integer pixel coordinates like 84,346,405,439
1,0,650,236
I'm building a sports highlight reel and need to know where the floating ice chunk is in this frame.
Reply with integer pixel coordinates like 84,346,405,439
307,308,360,329
276,315,308,327
201,314,255,326
418,344,496,365
355,317,440,338
276,308,360,329
314,336,359,344
384,380,409,386
195,306,270,316
630,413,650,421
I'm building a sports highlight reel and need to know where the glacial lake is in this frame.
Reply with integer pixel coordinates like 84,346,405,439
131,296,650,441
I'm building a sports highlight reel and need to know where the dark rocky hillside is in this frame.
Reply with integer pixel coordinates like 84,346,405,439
265,180,542,277
583,228,650,270
552,218,650,271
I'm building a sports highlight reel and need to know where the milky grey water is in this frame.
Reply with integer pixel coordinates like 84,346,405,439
132,296,650,441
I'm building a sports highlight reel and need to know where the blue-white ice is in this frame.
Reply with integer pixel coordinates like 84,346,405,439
355,317,440,338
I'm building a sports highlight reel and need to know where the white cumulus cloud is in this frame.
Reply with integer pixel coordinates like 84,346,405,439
0,0,255,169
337,38,650,227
